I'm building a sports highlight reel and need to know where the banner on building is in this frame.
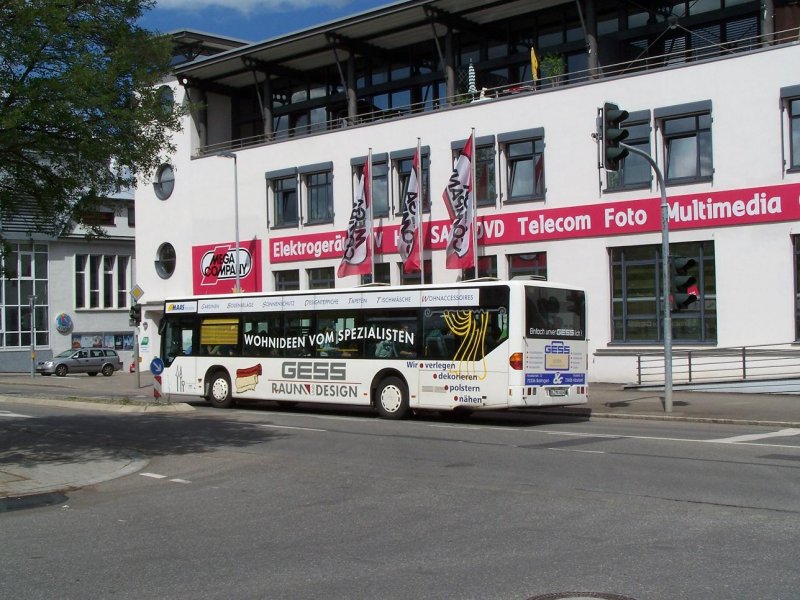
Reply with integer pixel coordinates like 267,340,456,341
192,239,261,295
443,134,475,270
337,161,372,278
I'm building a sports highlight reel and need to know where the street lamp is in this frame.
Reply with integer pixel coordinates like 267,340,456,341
217,151,241,293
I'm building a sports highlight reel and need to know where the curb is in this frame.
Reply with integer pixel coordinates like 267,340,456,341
0,395,195,413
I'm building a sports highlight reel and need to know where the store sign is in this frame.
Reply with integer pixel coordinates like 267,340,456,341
192,239,262,295
269,182,800,263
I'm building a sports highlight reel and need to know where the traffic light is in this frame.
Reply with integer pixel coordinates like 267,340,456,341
670,257,699,311
602,102,629,171
129,304,142,326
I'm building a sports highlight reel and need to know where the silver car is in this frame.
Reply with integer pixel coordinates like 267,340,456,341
36,348,123,377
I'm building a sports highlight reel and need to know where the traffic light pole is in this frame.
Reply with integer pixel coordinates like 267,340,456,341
621,142,673,413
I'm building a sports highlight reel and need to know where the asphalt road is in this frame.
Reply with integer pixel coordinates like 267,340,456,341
2,400,799,600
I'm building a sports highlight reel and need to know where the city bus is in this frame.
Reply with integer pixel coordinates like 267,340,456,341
157,279,587,418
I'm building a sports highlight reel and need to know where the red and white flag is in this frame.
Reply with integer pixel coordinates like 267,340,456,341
399,147,421,273
337,162,372,278
443,134,475,270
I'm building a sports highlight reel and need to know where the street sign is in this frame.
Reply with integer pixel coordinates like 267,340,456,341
150,357,164,376
130,284,145,303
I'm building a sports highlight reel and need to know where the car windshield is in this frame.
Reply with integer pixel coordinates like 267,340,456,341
57,350,76,357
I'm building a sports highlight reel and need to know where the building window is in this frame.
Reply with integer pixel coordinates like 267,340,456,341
509,253,547,279
499,128,545,202
308,267,334,289
271,175,298,228
795,236,800,340
300,162,334,224
155,243,176,279
610,241,716,343
275,270,300,291
392,147,430,215
1,243,49,348
399,259,432,285
361,262,390,285
451,136,496,207
462,255,497,280
75,254,131,309
606,111,652,191
153,164,175,200
656,101,713,185
781,85,800,172
352,154,389,218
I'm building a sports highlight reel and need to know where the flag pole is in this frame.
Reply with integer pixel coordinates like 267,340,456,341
416,137,424,284
368,147,374,281
471,128,478,280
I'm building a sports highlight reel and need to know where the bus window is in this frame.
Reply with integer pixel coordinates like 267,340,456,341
200,317,239,356
285,315,312,357
525,287,586,339
243,314,282,357
162,316,196,366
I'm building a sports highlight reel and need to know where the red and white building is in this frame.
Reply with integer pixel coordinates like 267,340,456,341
134,1,800,383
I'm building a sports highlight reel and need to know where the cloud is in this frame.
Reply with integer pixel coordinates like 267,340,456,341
155,0,351,13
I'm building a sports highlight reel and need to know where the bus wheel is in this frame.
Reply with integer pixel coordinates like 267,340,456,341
376,376,409,419
207,371,234,409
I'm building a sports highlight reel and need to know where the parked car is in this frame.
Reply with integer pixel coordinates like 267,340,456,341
36,348,123,377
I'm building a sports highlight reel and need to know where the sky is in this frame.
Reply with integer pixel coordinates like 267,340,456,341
138,0,394,43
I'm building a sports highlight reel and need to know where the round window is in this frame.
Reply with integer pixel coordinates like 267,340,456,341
155,243,176,279
153,164,175,200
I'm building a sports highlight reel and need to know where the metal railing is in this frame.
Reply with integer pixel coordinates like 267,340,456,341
636,344,800,386
195,26,800,158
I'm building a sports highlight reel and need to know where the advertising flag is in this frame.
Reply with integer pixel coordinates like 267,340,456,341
443,134,475,270
531,48,539,81
399,147,421,273
337,161,372,277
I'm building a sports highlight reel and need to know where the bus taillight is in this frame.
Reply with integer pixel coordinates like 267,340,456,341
509,352,523,370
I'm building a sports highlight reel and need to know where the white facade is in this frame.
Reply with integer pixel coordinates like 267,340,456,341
134,42,800,383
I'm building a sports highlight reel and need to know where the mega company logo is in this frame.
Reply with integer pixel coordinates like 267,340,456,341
199,245,252,286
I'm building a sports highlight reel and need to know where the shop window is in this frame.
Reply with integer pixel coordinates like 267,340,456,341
361,262,390,285
275,269,299,291
610,241,716,343
2,243,49,348
399,259,432,285
462,255,497,280
509,253,547,279
308,267,334,289
656,101,713,185
498,128,545,202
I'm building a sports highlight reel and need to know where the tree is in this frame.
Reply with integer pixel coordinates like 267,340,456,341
0,0,182,242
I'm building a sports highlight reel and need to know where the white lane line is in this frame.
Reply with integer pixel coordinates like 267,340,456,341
259,424,327,432
548,448,606,454
169,478,192,484
536,428,800,449
0,410,34,418
708,428,800,444
140,472,167,479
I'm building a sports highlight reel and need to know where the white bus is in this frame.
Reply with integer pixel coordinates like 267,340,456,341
157,279,587,418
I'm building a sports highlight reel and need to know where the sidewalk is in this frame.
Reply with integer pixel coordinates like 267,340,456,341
2,373,800,503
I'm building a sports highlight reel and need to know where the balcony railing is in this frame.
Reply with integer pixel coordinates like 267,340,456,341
196,26,800,158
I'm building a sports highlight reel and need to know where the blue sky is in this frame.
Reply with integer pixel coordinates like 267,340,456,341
139,0,393,43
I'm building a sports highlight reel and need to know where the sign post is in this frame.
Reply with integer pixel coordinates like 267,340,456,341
130,285,145,388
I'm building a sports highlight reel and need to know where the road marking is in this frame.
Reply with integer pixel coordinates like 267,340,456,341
548,448,606,454
0,410,34,419
140,472,167,479
259,424,327,432
536,428,800,449
708,428,800,444
169,478,192,484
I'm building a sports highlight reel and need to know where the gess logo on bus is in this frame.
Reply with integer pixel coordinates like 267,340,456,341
281,361,346,380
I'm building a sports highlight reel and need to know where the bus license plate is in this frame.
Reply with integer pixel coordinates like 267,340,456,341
548,387,568,397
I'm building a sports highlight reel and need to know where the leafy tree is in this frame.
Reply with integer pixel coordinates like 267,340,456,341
0,0,182,242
